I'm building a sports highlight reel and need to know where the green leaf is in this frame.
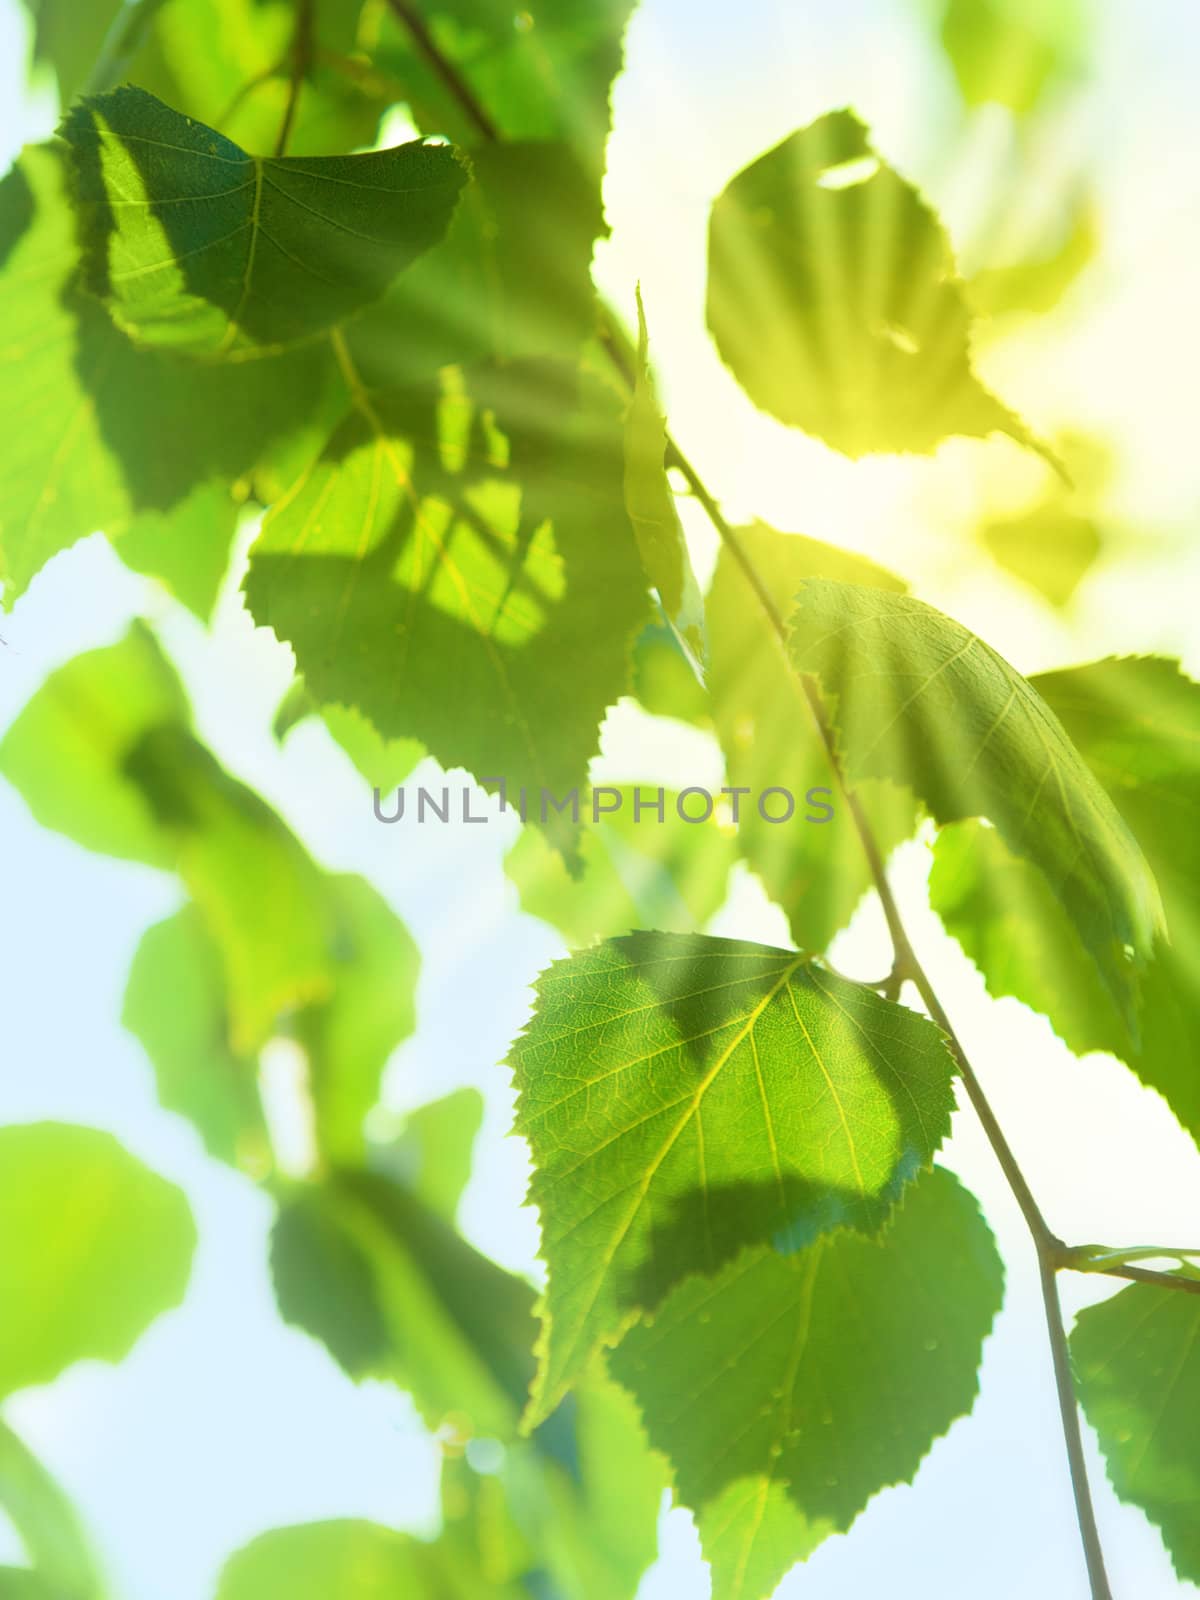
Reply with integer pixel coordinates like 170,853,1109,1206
244,365,649,855
373,0,636,179
980,504,1101,607
708,523,918,951
511,931,957,1423
21,0,125,106
966,195,1098,318
939,0,1086,115
631,622,711,728
290,874,420,1166
125,0,394,160
505,786,737,946
0,1421,102,1600
273,679,424,792
344,140,606,385
0,621,190,868
123,723,335,1052
114,479,242,621
706,110,1047,460
610,1166,1004,1600
0,1123,196,1398
788,583,1163,1022
214,1519,486,1600
271,1171,539,1436
931,657,1200,1144
0,144,331,606
622,289,704,657
1071,1283,1200,1583
122,903,271,1172
63,86,468,358
386,1089,484,1224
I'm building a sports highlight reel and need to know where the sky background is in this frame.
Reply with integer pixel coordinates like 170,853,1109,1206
1,0,1199,1596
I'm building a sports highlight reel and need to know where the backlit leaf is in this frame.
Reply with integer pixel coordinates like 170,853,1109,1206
611,1166,1004,1600
244,365,650,855
511,931,956,1422
708,523,917,952
215,1519,488,1600
0,1421,102,1600
931,657,1200,1144
706,110,1047,460
788,583,1163,1022
1071,1283,1200,1583
64,86,468,357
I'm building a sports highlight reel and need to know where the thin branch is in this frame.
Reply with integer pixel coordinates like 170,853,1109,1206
1039,1256,1115,1600
383,0,500,142
1079,1261,1200,1297
275,0,316,158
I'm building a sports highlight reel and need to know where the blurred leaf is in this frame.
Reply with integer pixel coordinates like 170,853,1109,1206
506,786,737,946
0,621,189,868
386,1089,484,1224
290,873,420,1165
631,622,710,728
245,366,650,859
122,903,270,1171
940,0,1085,115
63,86,468,358
611,1166,1003,1600
20,0,125,105
0,1123,195,1398
980,505,1101,606
123,723,334,1052
708,523,917,951
215,1519,492,1600
1071,1283,1200,1583
0,1421,102,1600
512,931,956,1423
707,110,1049,461
0,144,331,607
271,1171,538,1436
114,480,242,622
622,289,704,657
789,583,1163,1025
273,679,424,791
966,196,1098,317
931,657,1200,1144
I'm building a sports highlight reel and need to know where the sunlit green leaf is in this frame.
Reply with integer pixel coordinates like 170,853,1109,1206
622,289,704,656
0,1123,196,1398
709,523,917,951
0,144,330,606
611,1166,1003,1600
931,656,1200,1144
245,366,650,856
114,480,243,621
511,931,956,1422
939,0,1086,115
63,86,468,357
373,0,636,179
631,622,710,728
789,583,1163,1022
707,110,1047,460
215,1519,487,1600
273,678,424,791
966,195,1098,318
505,786,737,946
980,504,1101,607
1071,1282,1200,1583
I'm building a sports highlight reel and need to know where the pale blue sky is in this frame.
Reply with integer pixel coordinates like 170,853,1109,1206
1,2,1198,1596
